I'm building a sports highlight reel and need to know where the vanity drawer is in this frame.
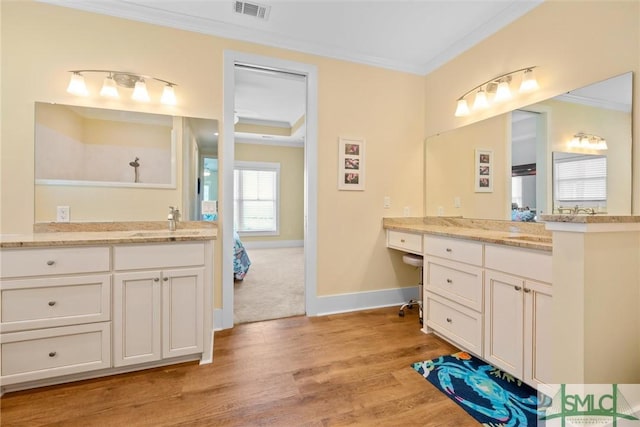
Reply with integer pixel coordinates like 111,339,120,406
387,230,422,254
485,244,551,283
0,247,110,279
114,242,205,270
0,322,111,385
1,274,111,332
424,235,483,266
425,258,483,312
425,292,483,356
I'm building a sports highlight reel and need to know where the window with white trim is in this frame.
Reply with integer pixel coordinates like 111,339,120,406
234,161,280,235
554,154,606,203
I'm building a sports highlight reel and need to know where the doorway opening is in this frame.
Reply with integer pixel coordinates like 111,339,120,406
221,52,318,329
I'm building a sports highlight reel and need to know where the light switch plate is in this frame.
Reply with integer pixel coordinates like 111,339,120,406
383,196,391,209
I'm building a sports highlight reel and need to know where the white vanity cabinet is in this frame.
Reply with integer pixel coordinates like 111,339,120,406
113,242,205,367
484,244,552,391
0,247,112,385
423,235,484,356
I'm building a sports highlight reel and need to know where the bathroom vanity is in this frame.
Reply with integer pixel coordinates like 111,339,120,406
0,223,216,394
384,217,553,394
385,215,640,389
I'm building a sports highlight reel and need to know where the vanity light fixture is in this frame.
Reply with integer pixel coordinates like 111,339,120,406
66,70,177,105
454,66,539,117
569,132,608,150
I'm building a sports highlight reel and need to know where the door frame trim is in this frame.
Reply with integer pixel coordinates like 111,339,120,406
221,51,319,329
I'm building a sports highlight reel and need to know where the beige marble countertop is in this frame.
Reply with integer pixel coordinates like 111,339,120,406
383,217,552,252
1,221,217,248
540,214,640,223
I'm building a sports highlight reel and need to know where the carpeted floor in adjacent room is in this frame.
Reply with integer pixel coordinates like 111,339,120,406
234,246,305,324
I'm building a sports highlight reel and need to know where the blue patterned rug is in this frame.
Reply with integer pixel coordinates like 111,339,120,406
412,351,551,427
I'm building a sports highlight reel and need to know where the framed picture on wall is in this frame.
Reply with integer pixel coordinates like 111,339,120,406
475,149,493,192
338,137,365,191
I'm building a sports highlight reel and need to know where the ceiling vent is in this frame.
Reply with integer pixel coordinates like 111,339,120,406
234,1,271,20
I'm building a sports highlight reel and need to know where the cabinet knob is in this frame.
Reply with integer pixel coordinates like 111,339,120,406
48,351,57,358
445,248,452,253
46,260,55,266
154,278,160,282
514,286,522,291
523,288,531,293
48,301,56,306
163,277,169,282
446,317,452,323
446,278,453,284
400,239,405,243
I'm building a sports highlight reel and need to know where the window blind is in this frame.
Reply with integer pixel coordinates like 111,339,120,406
554,156,606,202
234,162,279,234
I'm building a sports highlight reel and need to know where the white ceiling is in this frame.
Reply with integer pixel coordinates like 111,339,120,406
42,0,542,76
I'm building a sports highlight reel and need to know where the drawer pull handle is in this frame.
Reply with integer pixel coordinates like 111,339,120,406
46,260,55,266
523,288,531,293
446,317,452,323
514,286,522,291
154,278,160,282
48,301,56,306
49,351,57,358
446,278,453,284
445,248,452,253
163,277,169,282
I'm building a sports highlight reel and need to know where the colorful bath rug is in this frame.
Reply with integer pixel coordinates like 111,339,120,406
412,351,551,426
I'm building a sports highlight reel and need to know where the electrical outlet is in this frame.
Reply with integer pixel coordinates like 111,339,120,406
437,206,444,216
454,196,461,208
56,206,70,222
383,196,391,209
403,206,410,217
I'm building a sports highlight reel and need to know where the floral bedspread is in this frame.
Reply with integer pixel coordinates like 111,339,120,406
233,231,251,280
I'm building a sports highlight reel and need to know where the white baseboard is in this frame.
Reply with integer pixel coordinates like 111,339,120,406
214,286,418,330
315,286,419,316
242,239,304,249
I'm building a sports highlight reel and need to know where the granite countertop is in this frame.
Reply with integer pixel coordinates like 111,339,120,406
383,217,552,251
0,221,217,248
540,214,640,223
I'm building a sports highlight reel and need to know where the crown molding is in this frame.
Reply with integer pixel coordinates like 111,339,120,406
554,93,632,113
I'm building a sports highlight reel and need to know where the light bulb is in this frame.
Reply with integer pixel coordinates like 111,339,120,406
131,80,150,102
494,80,512,102
519,68,539,92
161,84,177,105
100,74,119,98
472,89,489,110
67,72,88,96
454,99,470,117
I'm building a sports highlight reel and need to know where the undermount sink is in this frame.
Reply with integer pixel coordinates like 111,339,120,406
506,234,552,244
129,230,201,238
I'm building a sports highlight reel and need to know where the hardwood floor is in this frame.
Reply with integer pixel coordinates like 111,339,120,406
0,307,478,426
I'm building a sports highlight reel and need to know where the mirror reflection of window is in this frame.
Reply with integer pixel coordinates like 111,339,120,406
553,152,607,212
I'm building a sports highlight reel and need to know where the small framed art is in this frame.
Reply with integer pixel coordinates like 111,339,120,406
338,137,365,191
474,149,493,192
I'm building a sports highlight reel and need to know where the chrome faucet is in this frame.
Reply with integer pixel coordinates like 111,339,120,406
168,206,180,231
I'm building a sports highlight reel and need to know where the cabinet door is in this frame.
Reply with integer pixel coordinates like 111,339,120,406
484,270,524,377
113,271,162,367
162,267,204,358
523,280,553,391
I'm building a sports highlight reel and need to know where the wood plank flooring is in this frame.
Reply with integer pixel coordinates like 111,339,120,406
0,307,478,426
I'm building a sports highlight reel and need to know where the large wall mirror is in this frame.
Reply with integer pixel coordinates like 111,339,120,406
425,72,632,221
34,103,218,222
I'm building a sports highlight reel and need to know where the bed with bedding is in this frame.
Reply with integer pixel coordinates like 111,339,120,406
233,231,251,280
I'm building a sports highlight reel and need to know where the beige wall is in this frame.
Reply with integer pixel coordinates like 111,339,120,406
424,0,640,213
0,2,425,305
235,142,304,243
